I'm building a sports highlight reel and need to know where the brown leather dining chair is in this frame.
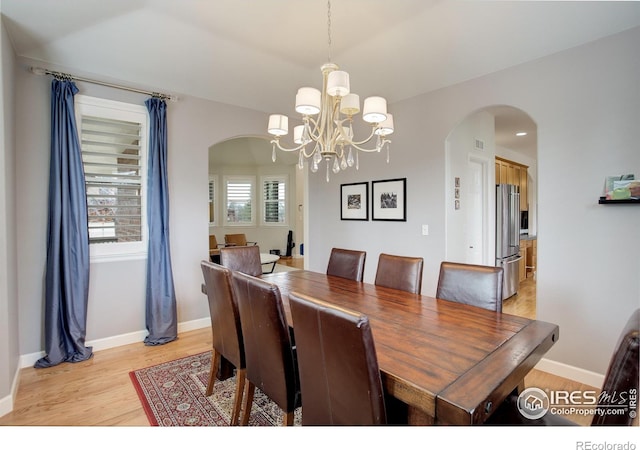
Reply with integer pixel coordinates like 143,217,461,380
436,261,504,312
230,270,301,426
374,253,424,294
224,233,257,247
200,260,246,425
487,308,640,426
220,245,262,277
289,292,386,425
326,248,366,282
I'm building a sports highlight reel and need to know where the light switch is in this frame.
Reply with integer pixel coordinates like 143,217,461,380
422,224,429,236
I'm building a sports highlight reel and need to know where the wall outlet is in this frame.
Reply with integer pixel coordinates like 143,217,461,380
422,224,429,236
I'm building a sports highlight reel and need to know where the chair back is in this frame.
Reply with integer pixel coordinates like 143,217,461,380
374,253,424,294
289,292,386,425
436,261,504,312
209,235,220,249
220,245,262,277
225,233,249,246
326,248,366,282
230,270,299,413
592,308,640,426
200,261,244,369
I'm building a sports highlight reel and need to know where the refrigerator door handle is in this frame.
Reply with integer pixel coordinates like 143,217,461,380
509,192,520,249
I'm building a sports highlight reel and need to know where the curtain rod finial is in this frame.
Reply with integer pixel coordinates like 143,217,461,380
30,66,47,76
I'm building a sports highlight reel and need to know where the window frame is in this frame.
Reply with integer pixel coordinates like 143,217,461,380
75,95,149,262
223,175,256,227
208,175,218,227
260,175,289,227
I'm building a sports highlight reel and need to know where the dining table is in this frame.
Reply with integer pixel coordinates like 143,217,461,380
257,269,559,425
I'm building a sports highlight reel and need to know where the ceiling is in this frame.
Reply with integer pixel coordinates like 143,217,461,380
3,1,639,159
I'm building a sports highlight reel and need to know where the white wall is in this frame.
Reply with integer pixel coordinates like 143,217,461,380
0,3,19,413
445,110,496,264
307,27,640,377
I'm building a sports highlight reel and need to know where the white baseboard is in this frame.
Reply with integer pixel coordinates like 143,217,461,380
19,317,211,369
0,364,21,417
535,357,605,389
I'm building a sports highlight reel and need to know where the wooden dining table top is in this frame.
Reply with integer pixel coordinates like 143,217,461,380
261,269,559,425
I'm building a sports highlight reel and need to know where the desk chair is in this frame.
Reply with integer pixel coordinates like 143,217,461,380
487,308,639,426
374,253,424,294
200,261,246,425
224,233,257,247
326,248,366,282
436,261,504,312
231,271,301,426
220,245,262,277
289,292,386,425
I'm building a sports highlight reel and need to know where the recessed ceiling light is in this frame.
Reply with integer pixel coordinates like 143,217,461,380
516,132,527,136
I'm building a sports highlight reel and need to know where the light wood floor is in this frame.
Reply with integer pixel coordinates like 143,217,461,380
0,267,597,427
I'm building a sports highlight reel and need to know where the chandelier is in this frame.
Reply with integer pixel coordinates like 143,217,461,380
267,1,394,181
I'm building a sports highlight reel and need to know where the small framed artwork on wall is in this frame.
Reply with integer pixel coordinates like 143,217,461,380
372,178,407,221
340,182,369,220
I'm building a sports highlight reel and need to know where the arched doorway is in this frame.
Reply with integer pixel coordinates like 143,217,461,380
445,105,537,318
207,136,306,268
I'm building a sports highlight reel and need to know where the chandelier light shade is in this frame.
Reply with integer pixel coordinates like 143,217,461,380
267,1,394,181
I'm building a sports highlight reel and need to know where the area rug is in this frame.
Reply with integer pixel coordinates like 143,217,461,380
129,351,301,426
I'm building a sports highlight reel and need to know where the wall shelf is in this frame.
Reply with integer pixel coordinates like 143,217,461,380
598,197,640,204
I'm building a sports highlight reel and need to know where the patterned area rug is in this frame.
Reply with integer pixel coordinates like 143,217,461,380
129,351,301,426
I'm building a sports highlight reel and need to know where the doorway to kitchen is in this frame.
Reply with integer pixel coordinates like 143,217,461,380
445,105,538,319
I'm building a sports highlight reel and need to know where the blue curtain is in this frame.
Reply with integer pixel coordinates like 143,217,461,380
144,98,177,345
35,79,93,368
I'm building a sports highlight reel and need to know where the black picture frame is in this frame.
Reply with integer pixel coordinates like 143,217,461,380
340,182,369,221
372,178,407,221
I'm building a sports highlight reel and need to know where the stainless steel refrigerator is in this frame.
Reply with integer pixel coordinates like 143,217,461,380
496,184,521,299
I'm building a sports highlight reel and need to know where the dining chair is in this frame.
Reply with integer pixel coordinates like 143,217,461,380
326,247,366,282
289,292,386,425
224,233,257,247
220,245,262,277
209,235,224,263
230,270,301,426
435,261,504,312
200,260,246,425
374,253,424,294
487,308,640,426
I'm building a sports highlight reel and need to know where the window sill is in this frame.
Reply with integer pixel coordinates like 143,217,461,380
90,252,147,263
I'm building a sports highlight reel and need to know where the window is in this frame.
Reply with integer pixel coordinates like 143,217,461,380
224,176,255,226
262,176,288,225
208,175,217,226
75,95,148,260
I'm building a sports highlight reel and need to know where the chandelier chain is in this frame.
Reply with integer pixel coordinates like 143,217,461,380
327,0,332,62
266,0,394,181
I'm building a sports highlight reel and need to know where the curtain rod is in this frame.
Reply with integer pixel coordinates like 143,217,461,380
30,66,178,102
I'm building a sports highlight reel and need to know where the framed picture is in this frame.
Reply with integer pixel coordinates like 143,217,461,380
372,178,407,221
340,182,369,220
